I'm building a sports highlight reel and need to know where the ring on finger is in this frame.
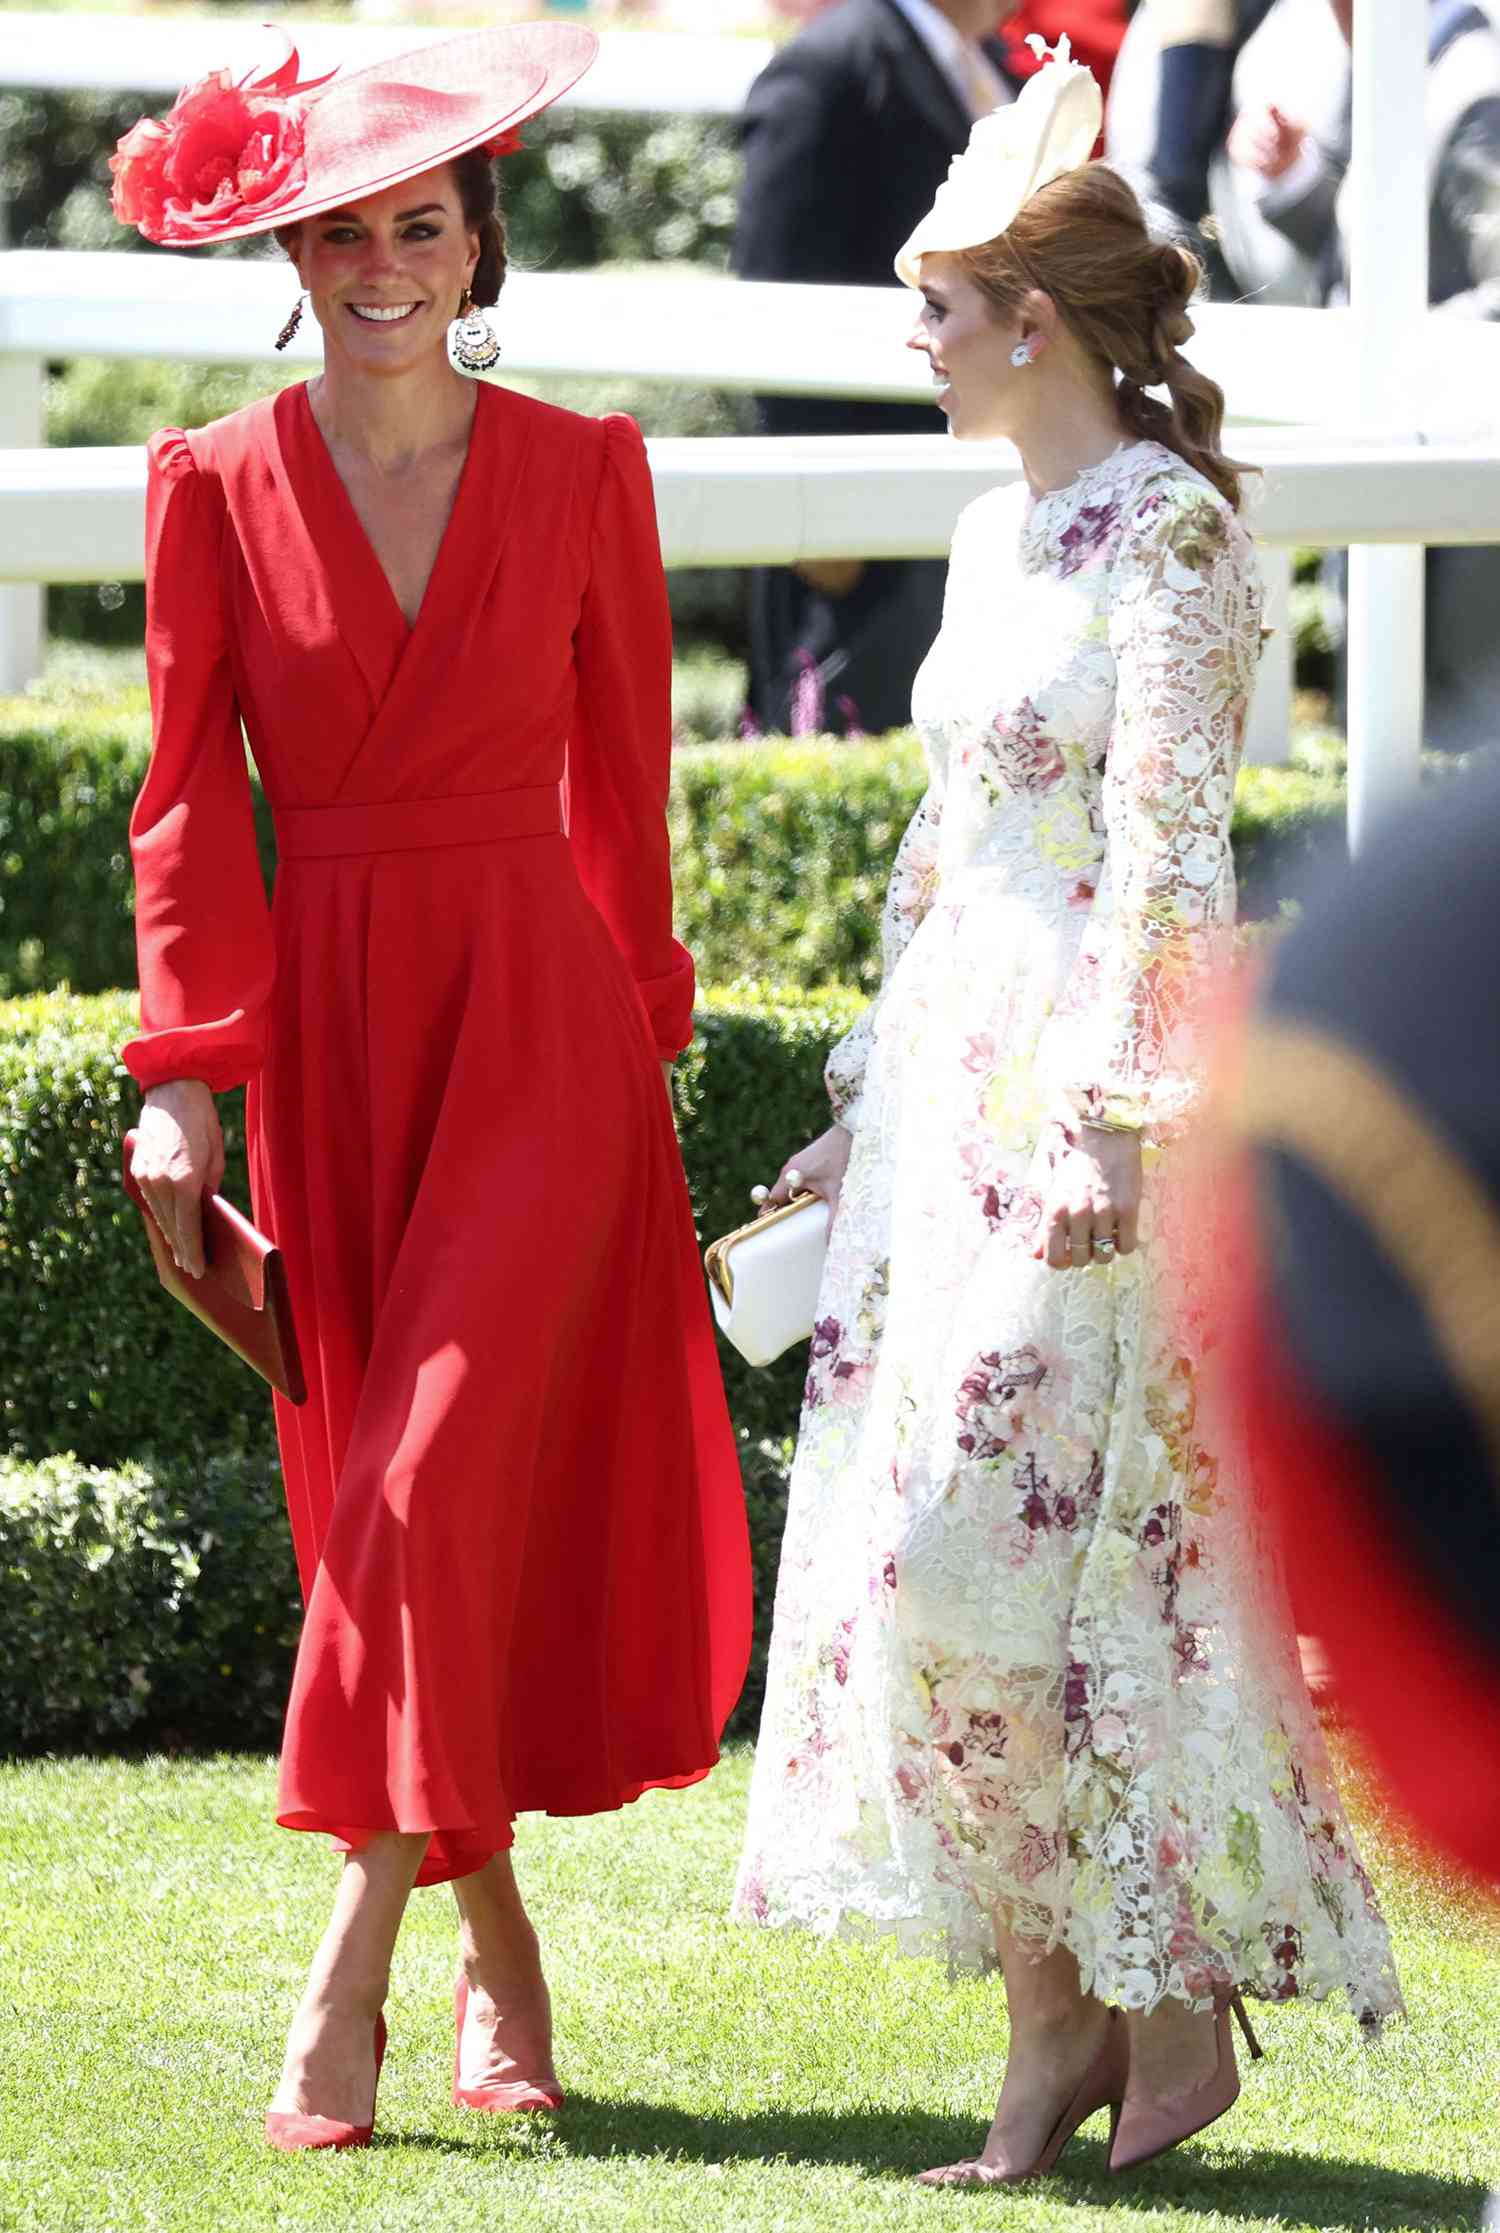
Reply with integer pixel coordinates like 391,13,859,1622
1094,1232,1118,1260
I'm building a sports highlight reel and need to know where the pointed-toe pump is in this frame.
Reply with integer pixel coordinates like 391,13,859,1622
917,2007,1129,2188
265,2011,387,2153
451,1977,565,2114
1108,1989,1263,2175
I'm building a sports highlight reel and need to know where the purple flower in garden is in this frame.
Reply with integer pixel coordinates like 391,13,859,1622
790,648,825,737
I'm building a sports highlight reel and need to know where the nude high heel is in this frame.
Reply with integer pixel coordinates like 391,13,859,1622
1108,1989,1264,2175
451,1977,564,2113
265,2012,387,2153
918,2007,1129,2187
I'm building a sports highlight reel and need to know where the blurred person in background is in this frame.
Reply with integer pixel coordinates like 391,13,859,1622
1224,752,1500,2220
1105,0,1350,304
736,0,1022,736
1224,0,1500,751
735,42,1399,2190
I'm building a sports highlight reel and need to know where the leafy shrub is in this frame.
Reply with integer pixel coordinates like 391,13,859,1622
0,983,856,1476
0,979,862,1751
0,1432,793,1756
0,692,1352,1000
0,1449,299,1753
0,989,266,1465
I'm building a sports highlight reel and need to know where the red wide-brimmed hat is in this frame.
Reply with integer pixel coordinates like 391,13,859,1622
111,22,597,248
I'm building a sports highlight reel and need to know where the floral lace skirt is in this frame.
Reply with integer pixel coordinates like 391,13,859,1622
732,897,1402,2019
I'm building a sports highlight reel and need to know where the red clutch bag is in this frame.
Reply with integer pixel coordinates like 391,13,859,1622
121,1131,307,1405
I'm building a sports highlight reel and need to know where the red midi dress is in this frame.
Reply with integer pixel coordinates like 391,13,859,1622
123,380,752,1885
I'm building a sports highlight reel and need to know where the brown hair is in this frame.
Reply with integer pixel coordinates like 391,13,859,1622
956,163,1251,512
451,150,508,308
274,151,508,308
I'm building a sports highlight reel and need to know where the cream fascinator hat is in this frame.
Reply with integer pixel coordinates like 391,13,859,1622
894,35,1103,289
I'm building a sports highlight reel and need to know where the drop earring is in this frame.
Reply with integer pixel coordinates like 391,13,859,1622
274,293,306,352
452,287,501,374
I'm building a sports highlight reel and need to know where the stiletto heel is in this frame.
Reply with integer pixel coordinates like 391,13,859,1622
1109,1987,1262,2175
1229,1989,1264,2061
918,2009,1129,2187
265,2011,387,2152
452,1976,564,2114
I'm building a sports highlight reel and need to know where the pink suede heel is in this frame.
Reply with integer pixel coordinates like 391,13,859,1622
1108,1989,1264,2175
451,1977,564,2113
265,2011,387,2153
918,2008,1129,2187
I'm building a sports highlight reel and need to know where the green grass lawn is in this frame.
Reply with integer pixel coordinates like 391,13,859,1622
0,1745,1494,2233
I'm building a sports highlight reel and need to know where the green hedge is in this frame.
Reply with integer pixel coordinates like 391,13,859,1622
0,983,859,1471
0,981,864,1749
0,1450,298,1753
0,687,1349,997
0,1440,794,1756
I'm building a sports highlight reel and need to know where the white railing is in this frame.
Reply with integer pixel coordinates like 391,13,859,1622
3,257,1498,786
0,12,771,115
4,418,1497,791
8,431,1498,577
5,253,1499,430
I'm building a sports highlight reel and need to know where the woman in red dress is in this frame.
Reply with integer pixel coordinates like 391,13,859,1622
113,24,751,2150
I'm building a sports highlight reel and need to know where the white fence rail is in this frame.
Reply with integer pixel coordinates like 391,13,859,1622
5,253,1500,431
0,12,771,115
3,255,1498,786
6,433,1500,581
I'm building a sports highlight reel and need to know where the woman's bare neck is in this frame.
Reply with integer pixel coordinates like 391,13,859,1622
308,358,478,476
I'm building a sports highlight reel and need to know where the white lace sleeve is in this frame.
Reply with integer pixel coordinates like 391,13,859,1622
1038,479,1263,1136
825,785,943,1130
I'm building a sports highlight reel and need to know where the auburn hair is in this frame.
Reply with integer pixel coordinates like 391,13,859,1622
956,163,1251,512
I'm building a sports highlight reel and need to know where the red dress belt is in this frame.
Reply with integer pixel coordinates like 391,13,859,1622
273,785,564,860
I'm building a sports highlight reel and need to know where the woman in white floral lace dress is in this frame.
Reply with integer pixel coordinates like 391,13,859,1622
733,41,1400,2190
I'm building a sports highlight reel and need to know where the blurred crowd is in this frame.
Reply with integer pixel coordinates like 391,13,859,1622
735,0,1500,744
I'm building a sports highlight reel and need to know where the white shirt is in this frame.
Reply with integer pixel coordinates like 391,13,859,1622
888,0,1012,121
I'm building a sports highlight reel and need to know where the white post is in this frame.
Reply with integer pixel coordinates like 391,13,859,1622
1245,544,1292,765
0,351,45,693
1343,0,1428,851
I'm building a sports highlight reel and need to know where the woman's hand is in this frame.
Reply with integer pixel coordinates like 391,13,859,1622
755,1123,853,1223
1033,1123,1142,1273
131,1079,225,1279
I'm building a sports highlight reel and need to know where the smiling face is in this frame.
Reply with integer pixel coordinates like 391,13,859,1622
907,253,1030,442
288,163,480,376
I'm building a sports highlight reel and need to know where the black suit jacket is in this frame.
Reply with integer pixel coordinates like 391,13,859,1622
735,0,1019,437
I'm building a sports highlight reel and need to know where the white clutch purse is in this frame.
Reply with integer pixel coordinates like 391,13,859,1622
703,1192,831,1369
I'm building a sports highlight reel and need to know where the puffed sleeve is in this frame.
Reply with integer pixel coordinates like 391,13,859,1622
566,414,696,1060
824,785,943,1131
1036,477,1262,1138
121,429,274,1093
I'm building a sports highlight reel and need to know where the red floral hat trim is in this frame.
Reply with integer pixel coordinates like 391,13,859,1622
110,37,335,246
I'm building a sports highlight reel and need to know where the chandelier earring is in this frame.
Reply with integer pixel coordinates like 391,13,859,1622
274,293,306,352
452,286,501,374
